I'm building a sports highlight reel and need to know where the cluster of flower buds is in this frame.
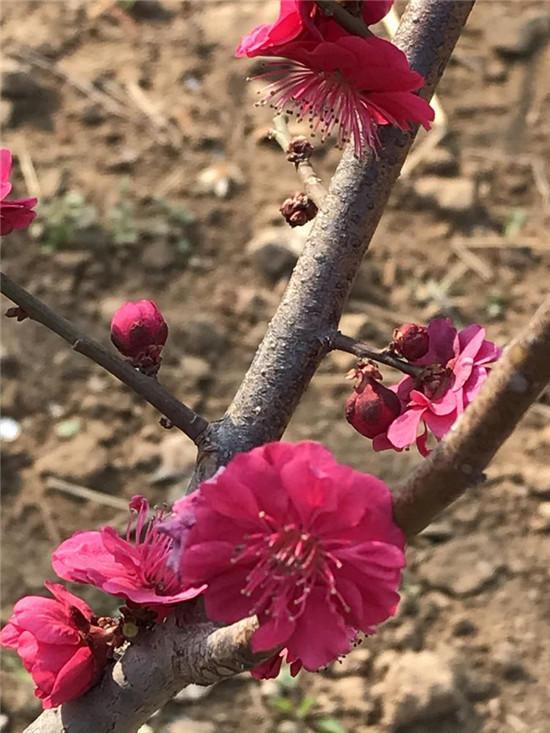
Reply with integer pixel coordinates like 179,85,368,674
280,191,318,228
345,361,401,440
346,319,501,455
110,299,168,375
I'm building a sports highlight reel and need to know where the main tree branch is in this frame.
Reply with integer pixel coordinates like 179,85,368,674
25,616,262,733
393,296,550,536
205,0,476,473
24,1,476,730
0,272,210,444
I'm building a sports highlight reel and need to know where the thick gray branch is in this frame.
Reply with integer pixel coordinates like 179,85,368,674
25,617,260,733
205,0,475,475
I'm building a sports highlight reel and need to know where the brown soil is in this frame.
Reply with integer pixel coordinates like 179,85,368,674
1,2,549,732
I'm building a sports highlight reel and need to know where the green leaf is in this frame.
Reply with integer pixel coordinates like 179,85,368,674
55,417,82,439
270,696,295,715
315,716,346,733
503,208,527,239
296,695,316,719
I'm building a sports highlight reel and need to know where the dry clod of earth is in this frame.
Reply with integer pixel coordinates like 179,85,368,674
417,536,504,596
378,650,462,729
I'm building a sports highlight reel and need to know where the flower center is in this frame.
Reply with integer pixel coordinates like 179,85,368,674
233,513,347,622
254,60,380,156
127,497,181,596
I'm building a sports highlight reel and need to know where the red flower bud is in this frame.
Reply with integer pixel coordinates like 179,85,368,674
345,376,402,439
286,137,314,164
110,300,168,373
280,192,318,228
392,323,429,361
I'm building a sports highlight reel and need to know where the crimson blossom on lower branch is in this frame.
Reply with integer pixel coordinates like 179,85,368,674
0,582,119,708
0,148,37,235
168,441,406,679
1,442,406,707
51,495,205,618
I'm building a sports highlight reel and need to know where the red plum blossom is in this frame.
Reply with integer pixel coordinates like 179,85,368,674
52,496,205,616
178,441,405,677
0,148,37,236
0,582,116,709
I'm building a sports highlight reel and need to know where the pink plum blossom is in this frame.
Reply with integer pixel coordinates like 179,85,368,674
253,35,434,155
0,582,116,709
52,496,205,615
373,319,502,455
179,441,405,676
236,0,394,59
0,148,37,236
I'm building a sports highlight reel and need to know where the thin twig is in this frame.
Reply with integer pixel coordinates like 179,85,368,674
124,80,182,147
0,272,210,445
393,296,550,536
451,240,493,282
331,332,423,377
270,115,328,208
10,48,131,120
15,144,42,199
45,476,130,511
453,236,548,251
315,1,372,38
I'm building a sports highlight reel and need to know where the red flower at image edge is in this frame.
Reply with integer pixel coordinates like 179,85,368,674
254,36,434,155
178,441,405,678
0,582,113,709
52,496,205,615
236,0,394,58
0,148,37,235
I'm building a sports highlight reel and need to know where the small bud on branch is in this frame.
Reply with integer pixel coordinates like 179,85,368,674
280,192,318,227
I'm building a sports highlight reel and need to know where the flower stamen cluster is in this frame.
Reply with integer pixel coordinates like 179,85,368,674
237,2,434,156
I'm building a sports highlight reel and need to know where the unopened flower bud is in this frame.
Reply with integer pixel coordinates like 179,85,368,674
286,137,314,164
111,300,168,374
345,375,401,439
391,323,429,361
280,192,318,228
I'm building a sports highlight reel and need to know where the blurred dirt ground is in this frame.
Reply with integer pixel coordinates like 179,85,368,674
1,1,550,732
